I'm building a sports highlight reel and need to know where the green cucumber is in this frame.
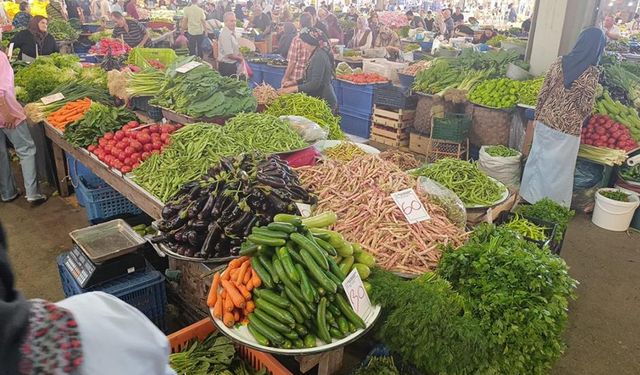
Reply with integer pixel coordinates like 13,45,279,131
287,302,305,324
296,263,315,304
258,255,279,284
273,258,306,302
267,222,298,233
303,334,317,348
330,327,344,339
336,294,366,329
300,249,337,293
273,213,303,226
301,212,337,228
314,237,337,256
337,317,350,336
253,288,290,309
295,324,308,336
251,257,273,289
284,285,312,318
327,256,346,281
355,251,376,267
247,234,286,247
253,308,293,333
316,297,332,343
248,314,284,345
254,297,296,326
290,232,329,270
293,339,304,349
239,243,260,256
251,227,290,240
248,321,271,346
277,246,300,282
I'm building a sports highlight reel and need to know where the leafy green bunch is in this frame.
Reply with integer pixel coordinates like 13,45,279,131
514,198,575,242
14,53,81,103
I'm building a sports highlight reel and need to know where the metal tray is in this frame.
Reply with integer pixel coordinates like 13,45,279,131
69,219,145,263
152,240,238,264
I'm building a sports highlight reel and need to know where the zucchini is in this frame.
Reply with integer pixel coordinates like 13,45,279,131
253,288,290,308
267,222,298,233
273,213,303,226
253,308,294,333
300,249,337,293
254,297,296,326
290,232,329,270
247,234,286,247
248,314,284,345
277,246,300,283
248,321,271,346
301,212,337,228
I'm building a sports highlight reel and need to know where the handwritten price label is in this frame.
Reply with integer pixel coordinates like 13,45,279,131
390,188,430,224
295,202,312,218
41,93,65,105
176,61,203,73
342,269,371,319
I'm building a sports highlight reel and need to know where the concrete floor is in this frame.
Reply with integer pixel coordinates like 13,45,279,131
0,194,639,374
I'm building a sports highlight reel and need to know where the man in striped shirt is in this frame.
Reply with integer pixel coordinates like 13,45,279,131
111,11,149,47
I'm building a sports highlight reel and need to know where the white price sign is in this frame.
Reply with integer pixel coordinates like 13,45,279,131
41,93,65,105
295,202,312,218
390,188,430,224
342,269,372,319
176,61,203,73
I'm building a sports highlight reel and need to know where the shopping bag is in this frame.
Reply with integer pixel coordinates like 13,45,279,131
237,59,253,78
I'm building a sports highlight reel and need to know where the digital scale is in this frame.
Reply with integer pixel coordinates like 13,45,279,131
64,219,147,289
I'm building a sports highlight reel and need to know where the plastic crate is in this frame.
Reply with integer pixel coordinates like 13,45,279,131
398,73,415,89
524,108,536,120
65,152,98,206
77,175,143,221
333,79,342,105
374,84,418,109
339,107,371,138
496,212,558,253
57,253,167,331
168,319,292,374
248,62,264,86
420,41,433,52
339,81,388,115
431,113,472,143
353,344,422,375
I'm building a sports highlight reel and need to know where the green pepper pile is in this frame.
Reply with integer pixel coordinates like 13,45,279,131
485,145,520,157
619,163,640,183
239,212,376,349
411,158,506,207
501,214,548,241
469,78,522,108
266,93,344,140
600,190,630,202
518,76,545,106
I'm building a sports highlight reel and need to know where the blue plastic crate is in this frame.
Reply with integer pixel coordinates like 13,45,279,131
248,62,264,87
73,42,92,53
339,81,388,116
398,73,415,89
77,175,143,221
420,41,433,52
524,108,536,120
57,253,167,331
333,79,342,105
339,108,371,138
65,152,97,207
262,65,286,89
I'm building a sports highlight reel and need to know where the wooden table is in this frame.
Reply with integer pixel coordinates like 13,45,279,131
43,122,164,219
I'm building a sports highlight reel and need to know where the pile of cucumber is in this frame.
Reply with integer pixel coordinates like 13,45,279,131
238,212,375,349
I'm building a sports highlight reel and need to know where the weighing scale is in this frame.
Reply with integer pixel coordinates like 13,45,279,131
64,219,147,289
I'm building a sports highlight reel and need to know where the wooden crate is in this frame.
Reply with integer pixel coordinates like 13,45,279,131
168,258,216,317
409,131,431,155
372,105,415,129
371,123,409,139
427,138,468,162
370,133,409,147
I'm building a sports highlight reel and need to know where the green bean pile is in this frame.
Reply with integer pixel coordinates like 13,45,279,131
132,113,308,202
502,214,548,241
485,145,520,157
265,93,344,140
411,158,506,207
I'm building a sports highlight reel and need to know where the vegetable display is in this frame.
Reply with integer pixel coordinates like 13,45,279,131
580,114,638,151
323,142,366,162
577,144,629,166
486,34,507,47
337,72,389,84
208,257,260,327
619,163,640,183
518,75,545,106
63,103,137,147
14,53,81,103
169,329,267,375
411,159,507,207
211,212,375,348
501,214,548,241
297,155,465,276
126,68,166,97
469,78,522,108
265,93,344,140
252,84,279,106
155,152,315,258
603,62,640,109
47,19,80,41
599,190,630,202
89,122,180,173
400,60,432,76
484,145,520,157
595,91,640,142
89,38,132,56
152,66,256,118
46,98,92,131
514,198,575,242
378,150,421,171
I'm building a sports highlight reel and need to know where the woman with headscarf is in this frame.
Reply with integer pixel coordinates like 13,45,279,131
520,28,606,207
279,27,337,109
276,22,296,58
348,16,372,51
11,16,59,61
373,24,401,60
368,11,380,45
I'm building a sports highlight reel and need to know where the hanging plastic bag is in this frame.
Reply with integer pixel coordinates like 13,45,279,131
279,115,328,143
571,159,607,213
478,146,522,188
237,59,253,78
417,177,467,228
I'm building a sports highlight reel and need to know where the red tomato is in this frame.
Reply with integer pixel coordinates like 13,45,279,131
137,132,152,144
152,141,163,151
160,125,173,133
149,124,160,133
130,141,143,152
141,151,150,160
127,121,140,127
143,143,154,152
121,166,132,173
160,133,170,142
124,147,135,157
87,145,97,152
124,157,132,166
131,152,141,161
98,138,108,147
132,163,140,169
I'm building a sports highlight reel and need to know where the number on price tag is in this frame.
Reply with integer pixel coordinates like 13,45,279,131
295,202,312,218
176,61,203,73
390,188,430,224
41,93,65,105
342,269,372,319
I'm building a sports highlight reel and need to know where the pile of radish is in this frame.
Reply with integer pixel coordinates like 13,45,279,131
88,121,181,173
581,114,638,152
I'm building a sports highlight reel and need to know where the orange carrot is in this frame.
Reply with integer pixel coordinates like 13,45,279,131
236,261,250,284
221,290,227,298
251,269,262,288
224,295,234,312
230,268,239,280
233,310,240,322
245,279,254,291
223,311,235,327
222,270,231,281
206,272,221,307
245,300,255,313
221,279,246,308
213,293,223,318
236,282,251,300
228,256,249,269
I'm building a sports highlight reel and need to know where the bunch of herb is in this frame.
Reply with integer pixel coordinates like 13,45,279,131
352,356,400,375
14,53,81,103
514,198,575,242
63,103,137,147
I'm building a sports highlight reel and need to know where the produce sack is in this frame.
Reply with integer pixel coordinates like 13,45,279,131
417,176,467,228
478,146,522,188
279,115,328,142
572,159,607,213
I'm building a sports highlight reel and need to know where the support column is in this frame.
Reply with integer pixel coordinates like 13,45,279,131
528,0,599,75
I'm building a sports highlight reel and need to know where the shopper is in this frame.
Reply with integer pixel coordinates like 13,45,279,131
405,10,425,28
182,0,207,57
276,22,296,58
0,50,46,205
346,4,358,22
452,7,464,25
373,24,400,60
441,9,454,38
281,12,313,87
125,0,140,20
507,3,517,23
303,6,328,39
279,27,336,109
218,11,243,76
603,15,620,41
347,16,372,51
0,224,175,375
521,27,605,206
424,10,435,31
367,10,380,46
250,4,272,52
46,0,68,22
318,7,342,43
11,16,59,61
12,2,32,29
234,3,244,22
66,0,83,21
111,11,149,47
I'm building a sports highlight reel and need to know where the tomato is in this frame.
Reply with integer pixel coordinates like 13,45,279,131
87,145,97,152
149,124,160,133
595,127,606,135
124,147,135,157
152,141,163,151
137,132,151,144
123,157,132,166
130,152,141,161
127,121,140,127
121,166,132,173
160,125,173,133
143,143,154,152
130,140,143,152
160,133,170,142
98,138,108,146
132,163,140,169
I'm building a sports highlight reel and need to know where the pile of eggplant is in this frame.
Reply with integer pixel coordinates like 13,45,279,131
154,152,316,259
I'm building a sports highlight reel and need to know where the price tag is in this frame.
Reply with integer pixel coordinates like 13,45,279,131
176,61,203,73
41,93,65,105
390,188,430,224
342,269,371,319
295,202,312,218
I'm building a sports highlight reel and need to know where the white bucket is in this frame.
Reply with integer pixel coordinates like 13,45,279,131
592,188,640,231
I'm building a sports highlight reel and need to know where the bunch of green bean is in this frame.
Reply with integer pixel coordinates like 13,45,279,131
132,114,308,202
502,214,548,241
485,145,520,157
411,158,506,207
265,93,345,140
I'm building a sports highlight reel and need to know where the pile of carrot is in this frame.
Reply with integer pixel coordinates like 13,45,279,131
47,98,92,130
207,256,262,327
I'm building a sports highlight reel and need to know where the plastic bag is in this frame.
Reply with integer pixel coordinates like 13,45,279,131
571,159,607,213
478,146,522,188
237,59,253,77
417,177,467,228
278,115,328,142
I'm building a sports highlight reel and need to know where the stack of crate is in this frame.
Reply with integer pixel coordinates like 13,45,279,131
370,105,415,148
